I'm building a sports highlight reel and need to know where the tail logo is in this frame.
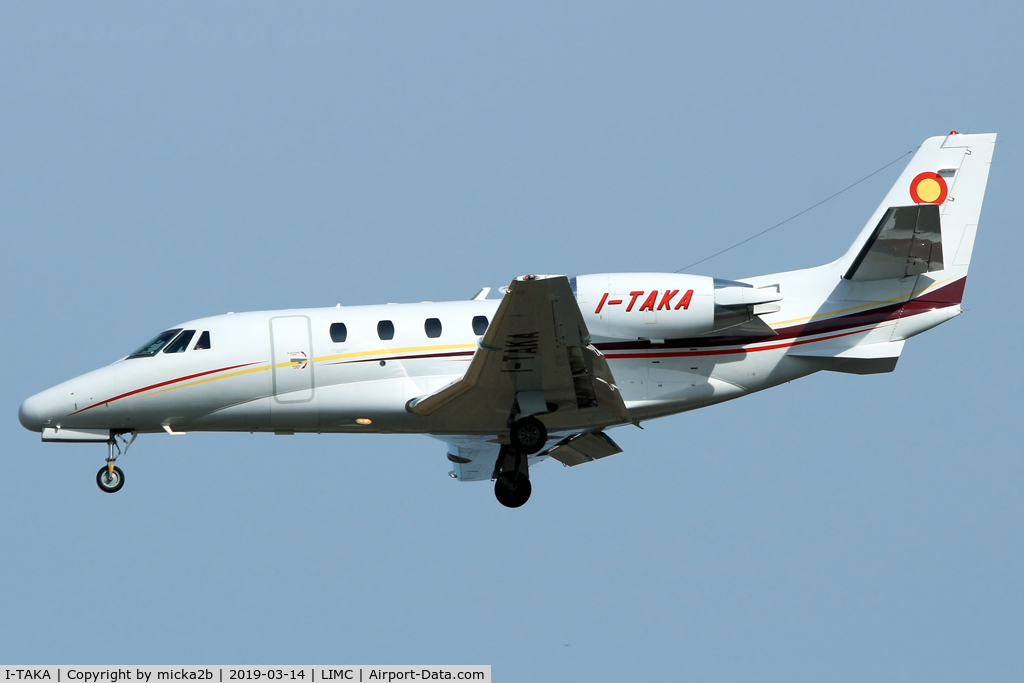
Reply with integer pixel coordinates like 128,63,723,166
910,172,948,205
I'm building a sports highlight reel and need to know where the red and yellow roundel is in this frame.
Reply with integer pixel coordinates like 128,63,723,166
910,172,948,204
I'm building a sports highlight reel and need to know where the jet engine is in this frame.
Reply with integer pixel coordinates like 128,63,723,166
573,273,782,341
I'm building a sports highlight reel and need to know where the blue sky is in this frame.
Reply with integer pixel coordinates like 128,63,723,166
2,3,1022,680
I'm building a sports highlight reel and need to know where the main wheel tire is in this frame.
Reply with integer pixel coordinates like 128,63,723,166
510,417,547,455
494,473,532,508
96,465,125,494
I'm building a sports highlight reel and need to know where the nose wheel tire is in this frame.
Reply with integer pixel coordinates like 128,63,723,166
494,472,532,508
510,417,547,455
96,465,125,494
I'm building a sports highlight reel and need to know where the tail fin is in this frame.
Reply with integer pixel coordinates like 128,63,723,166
840,132,996,294
786,133,996,374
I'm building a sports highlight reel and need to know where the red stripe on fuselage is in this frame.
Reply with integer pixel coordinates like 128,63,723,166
70,362,262,414
327,351,476,365
65,280,966,412
603,326,875,359
597,278,965,358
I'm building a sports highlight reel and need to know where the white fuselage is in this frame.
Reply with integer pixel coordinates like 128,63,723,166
17,264,962,440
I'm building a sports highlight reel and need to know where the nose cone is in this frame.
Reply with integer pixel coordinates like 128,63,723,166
19,390,57,432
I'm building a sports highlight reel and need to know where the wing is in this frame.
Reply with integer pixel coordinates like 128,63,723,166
439,435,553,481
440,435,503,482
543,430,624,466
439,428,625,482
408,274,630,435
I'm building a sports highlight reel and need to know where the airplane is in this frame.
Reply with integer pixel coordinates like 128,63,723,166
18,132,995,507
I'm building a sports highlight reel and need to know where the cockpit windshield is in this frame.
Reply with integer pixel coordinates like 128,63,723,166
127,329,182,359
163,330,196,354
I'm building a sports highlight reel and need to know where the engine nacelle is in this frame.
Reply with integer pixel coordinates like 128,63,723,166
575,273,783,341
575,273,716,340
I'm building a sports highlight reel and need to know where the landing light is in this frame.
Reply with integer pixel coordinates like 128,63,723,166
355,418,372,425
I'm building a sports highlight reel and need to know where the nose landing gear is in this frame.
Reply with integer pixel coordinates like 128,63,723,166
96,431,136,494
96,464,125,493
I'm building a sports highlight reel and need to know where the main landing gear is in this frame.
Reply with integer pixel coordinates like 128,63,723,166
494,443,532,509
493,417,549,508
494,468,531,508
97,431,136,494
509,416,547,455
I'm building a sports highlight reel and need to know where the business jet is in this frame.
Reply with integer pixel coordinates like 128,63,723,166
19,132,994,507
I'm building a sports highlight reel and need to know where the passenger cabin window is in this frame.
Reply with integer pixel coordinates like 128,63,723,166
330,322,348,343
193,331,211,350
377,320,395,340
127,329,182,358
472,315,489,335
424,318,442,338
163,330,196,354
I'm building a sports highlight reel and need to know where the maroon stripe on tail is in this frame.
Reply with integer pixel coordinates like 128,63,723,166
912,276,966,305
595,278,966,353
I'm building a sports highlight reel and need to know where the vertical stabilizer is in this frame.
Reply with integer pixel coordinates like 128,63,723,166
840,132,995,294
785,133,996,372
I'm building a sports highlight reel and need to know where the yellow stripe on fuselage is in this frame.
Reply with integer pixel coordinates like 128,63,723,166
313,343,477,364
143,343,477,398
134,280,945,401
770,278,951,327
149,363,272,395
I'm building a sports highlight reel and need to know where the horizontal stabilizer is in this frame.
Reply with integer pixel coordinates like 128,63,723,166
790,340,905,375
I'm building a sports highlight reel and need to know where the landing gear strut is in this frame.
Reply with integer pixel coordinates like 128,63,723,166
96,431,136,494
493,444,533,508
492,417,548,507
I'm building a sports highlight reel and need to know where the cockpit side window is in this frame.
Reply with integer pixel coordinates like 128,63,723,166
127,329,182,358
163,330,196,354
193,331,211,350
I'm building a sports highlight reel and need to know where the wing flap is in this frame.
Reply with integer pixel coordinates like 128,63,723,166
545,431,623,467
